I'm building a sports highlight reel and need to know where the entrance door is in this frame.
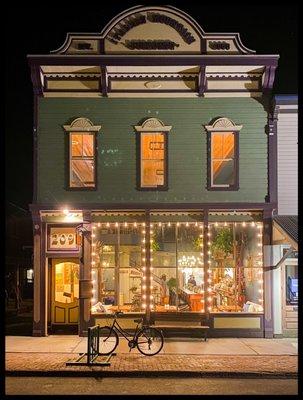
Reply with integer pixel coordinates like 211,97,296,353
282,262,298,336
51,259,79,325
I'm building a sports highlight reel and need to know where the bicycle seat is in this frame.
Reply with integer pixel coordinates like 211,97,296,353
134,318,142,324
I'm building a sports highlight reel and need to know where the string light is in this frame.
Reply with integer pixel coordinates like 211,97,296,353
141,221,148,312
206,223,213,312
258,222,263,309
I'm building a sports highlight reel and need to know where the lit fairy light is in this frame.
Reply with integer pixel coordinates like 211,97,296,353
90,224,98,311
257,222,263,308
206,223,213,311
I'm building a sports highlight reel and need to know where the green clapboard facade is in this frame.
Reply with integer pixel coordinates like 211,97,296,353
37,97,268,204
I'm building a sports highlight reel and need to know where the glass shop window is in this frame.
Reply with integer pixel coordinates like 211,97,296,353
211,132,235,187
151,222,204,312
285,265,298,305
69,133,95,188
140,132,166,188
208,220,263,313
91,223,144,314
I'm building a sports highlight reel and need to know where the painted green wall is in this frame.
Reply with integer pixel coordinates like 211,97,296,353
37,97,268,204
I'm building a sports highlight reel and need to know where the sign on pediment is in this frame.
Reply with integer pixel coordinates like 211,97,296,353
51,6,255,56
103,8,202,54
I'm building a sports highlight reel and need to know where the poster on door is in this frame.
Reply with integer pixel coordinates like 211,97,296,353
47,226,79,251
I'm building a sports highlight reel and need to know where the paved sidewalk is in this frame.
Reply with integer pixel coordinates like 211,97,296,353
5,336,298,378
6,336,298,355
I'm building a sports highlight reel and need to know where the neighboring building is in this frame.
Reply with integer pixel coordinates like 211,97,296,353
276,96,298,216
271,96,298,337
28,5,282,337
6,203,34,305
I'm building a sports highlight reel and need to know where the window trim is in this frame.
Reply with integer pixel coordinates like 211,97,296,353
204,118,242,191
63,118,101,191
134,118,172,191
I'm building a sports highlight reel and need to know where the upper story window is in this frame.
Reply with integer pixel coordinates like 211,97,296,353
63,118,101,189
134,118,172,190
204,118,242,191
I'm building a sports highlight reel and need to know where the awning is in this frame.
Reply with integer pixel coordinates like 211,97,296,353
273,215,298,246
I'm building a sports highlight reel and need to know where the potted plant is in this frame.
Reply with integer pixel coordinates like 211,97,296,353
211,227,233,259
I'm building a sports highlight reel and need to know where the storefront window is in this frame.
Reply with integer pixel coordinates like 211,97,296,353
90,212,263,315
208,215,263,313
285,265,298,305
151,221,204,312
91,222,144,314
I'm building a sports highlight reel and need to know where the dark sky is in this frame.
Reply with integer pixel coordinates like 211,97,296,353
5,2,297,211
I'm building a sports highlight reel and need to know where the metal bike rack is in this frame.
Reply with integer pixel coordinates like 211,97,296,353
66,325,116,366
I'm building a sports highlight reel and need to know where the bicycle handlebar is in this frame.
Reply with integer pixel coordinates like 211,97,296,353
112,310,124,317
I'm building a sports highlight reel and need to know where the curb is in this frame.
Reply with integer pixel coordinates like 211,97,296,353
5,370,298,379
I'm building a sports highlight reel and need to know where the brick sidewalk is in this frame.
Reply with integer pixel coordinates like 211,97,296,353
6,353,298,378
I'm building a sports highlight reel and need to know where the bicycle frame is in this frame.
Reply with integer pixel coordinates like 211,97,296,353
107,316,142,343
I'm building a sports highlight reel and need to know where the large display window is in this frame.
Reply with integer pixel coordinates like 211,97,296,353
90,211,264,315
151,221,204,312
91,222,145,314
207,212,263,313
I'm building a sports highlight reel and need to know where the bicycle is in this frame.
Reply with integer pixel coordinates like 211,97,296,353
98,311,164,356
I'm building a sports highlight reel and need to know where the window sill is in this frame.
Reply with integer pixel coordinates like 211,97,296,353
207,185,239,191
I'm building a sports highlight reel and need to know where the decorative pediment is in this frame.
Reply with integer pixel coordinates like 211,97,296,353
51,5,255,56
63,118,101,132
134,118,172,132
204,117,243,132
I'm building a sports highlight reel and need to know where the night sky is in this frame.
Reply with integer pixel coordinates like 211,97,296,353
5,2,297,212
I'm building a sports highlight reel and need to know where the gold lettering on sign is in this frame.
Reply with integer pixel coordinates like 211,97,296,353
48,227,78,251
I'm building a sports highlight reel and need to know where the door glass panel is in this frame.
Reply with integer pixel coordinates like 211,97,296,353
285,265,298,305
55,262,79,303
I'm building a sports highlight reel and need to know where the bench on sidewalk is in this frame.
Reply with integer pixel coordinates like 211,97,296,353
152,317,210,341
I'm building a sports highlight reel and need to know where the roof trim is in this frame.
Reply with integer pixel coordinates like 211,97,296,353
273,215,298,244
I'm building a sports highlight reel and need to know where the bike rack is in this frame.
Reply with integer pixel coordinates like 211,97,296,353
66,325,116,367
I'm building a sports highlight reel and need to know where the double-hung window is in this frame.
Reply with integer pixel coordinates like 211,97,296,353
63,118,101,189
70,133,95,188
211,132,235,187
135,118,172,190
205,118,242,190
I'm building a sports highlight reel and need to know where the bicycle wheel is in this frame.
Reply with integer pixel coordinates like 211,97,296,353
136,326,164,356
98,326,119,355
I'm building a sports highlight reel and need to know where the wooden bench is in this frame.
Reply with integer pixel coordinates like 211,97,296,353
153,324,210,341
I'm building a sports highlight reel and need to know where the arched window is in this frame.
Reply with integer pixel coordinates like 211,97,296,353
63,118,101,189
204,118,242,190
134,118,172,190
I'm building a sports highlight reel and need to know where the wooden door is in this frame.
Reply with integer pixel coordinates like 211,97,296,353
51,259,79,325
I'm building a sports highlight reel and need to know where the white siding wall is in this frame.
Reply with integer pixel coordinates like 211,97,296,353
277,106,298,215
